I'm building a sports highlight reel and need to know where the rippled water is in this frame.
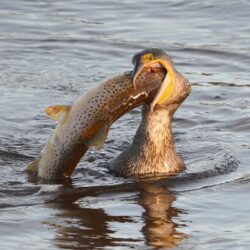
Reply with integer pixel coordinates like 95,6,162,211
0,1,250,249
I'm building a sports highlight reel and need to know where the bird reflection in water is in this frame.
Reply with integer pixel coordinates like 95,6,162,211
44,180,187,249
138,182,187,248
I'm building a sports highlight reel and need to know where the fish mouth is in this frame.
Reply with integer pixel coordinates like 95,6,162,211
132,59,175,111
132,61,164,85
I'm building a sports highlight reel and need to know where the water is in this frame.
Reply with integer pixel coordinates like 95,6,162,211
0,0,250,249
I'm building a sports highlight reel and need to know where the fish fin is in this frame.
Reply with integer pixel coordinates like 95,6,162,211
86,124,111,151
26,159,39,173
45,105,71,122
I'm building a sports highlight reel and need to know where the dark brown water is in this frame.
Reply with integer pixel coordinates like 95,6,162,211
0,1,250,249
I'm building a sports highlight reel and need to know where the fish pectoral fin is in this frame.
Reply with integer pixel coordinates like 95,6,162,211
45,105,71,122
86,124,111,151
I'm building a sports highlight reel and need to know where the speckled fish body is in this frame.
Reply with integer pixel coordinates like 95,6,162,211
27,69,165,180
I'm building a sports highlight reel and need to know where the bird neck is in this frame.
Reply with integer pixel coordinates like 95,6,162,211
133,104,177,153
109,104,185,176
128,103,184,175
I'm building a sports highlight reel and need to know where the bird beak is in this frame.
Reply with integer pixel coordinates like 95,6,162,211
132,60,145,89
132,59,175,111
150,59,175,111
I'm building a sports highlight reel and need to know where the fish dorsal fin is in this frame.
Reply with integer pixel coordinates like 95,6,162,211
45,105,71,122
85,123,111,151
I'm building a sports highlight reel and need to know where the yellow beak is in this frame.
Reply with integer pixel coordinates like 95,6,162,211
132,59,175,111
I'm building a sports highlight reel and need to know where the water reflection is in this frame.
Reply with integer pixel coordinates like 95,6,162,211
45,181,187,249
139,183,186,248
45,186,118,248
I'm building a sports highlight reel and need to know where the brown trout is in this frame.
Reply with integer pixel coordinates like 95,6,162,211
27,68,165,180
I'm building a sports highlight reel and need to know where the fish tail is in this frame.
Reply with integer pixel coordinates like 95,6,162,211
26,158,40,174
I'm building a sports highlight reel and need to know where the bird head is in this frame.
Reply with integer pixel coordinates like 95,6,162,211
132,48,190,111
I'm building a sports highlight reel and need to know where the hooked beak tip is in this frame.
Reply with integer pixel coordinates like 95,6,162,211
132,62,144,89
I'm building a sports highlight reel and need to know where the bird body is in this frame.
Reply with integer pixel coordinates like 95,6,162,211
109,49,191,176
